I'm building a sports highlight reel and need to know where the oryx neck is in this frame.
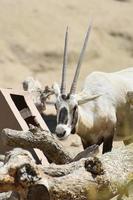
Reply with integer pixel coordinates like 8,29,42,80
77,106,94,136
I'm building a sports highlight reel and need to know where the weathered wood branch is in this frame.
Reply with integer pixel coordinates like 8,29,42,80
1,128,99,165
0,145,133,200
0,127,133,199
1,128,73,164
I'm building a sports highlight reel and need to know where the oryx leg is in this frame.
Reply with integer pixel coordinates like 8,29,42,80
102,128,115,154
81,139,92,149
81,137,103,150
124,91,133,145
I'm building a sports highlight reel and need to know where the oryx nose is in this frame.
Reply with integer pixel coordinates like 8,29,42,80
56,130,66,138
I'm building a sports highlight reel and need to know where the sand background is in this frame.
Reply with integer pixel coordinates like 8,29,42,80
0,0,133,91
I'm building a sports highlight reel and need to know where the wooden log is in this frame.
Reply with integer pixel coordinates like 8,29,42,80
1,128,73,164
0,144,133,200
1,128,99,165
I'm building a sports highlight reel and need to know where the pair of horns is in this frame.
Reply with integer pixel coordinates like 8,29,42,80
60,22,92,96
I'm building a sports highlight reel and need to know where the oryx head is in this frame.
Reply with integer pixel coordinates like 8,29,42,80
53,23,99,139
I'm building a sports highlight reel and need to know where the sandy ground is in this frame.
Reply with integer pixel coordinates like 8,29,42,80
0,0,133,90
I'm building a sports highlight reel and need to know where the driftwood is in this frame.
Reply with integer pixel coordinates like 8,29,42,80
1,128,99,165
0,145,133,200
1,128,73,164
0,128,133,199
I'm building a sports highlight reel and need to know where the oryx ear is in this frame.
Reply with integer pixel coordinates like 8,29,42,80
52,82,61,97
77,94,102,105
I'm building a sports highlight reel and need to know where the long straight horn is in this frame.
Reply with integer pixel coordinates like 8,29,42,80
69,22,92,95
61,26,68,95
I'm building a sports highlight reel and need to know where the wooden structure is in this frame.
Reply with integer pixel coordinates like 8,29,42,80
0,88,49,164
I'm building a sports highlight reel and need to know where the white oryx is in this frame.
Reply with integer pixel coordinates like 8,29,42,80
52,24,133,153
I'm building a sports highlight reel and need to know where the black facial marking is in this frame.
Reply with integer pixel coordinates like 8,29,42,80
61,94,67,100
66,94,70,99
71,105,78,134
58,107,68,124
71,127,76,134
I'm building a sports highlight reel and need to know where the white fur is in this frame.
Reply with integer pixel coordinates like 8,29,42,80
76,67,133,143
55,124,71,140
55,67,133,148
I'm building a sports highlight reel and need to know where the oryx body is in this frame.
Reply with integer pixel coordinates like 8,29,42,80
53,24,133,153
75,68,133,151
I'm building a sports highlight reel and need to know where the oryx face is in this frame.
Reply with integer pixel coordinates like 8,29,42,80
55,94,78,139
53,22,92,140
